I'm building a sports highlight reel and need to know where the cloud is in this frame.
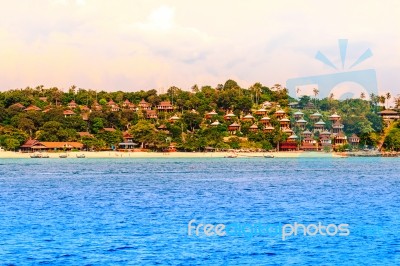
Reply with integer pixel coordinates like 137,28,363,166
0,0,399,100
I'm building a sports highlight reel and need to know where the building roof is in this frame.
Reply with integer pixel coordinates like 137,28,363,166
63,110,75,115
280,118,290,122
378,109,398,115
10,103,25,109
229,122,240,127
207,110,218,115
314,120,326,125
275,109,286,114
225,112,236,117
311,112,322,117
294,111,304,115
24,105,42,111
169,114,180,120
102,128,116,132
332,121,344,128
243,113,255,119
20,139,39,148
296,119,307,124
260,116,271,121
77,132,94,138
249,124,258,129
329,112,341,119
210,120,220,126
158,101,173,107
146,110,157,115
37,142,84,149
123,131,133,138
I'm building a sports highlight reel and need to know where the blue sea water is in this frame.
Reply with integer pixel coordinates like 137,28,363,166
0,157,399,265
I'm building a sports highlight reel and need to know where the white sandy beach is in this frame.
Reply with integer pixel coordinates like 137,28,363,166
0,151,347,159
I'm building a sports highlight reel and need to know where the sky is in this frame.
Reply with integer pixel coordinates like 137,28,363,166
0,0,399,103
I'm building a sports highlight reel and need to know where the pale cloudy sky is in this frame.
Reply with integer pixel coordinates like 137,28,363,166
0,0,399,101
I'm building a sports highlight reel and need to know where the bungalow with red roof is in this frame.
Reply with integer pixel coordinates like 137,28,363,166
24,105,41,112
157,101,174,112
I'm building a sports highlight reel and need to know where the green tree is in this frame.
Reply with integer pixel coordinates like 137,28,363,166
4,137,20,151
129,120,157,148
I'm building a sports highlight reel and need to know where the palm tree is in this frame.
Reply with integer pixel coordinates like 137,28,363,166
379,95,386,108
386,92,391,108
360,92,366,99
313,88,319,108
394,95,400,109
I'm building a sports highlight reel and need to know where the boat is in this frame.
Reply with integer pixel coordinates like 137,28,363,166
30,153,42,158
224,153,238,158
264,153,274,158
76,154,85,158
59,154,68,158
30,153,49,158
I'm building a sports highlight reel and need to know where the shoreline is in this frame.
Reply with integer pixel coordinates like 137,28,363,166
0,151,353,159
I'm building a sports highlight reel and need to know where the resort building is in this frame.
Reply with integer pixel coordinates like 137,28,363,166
242,113,255,122
310,111,322,121
20,140,84,152
63,110,75,117
378,109,399,121
275,109,286,119
80,105,90,112
249,124,259,132
138,99,151,110
282,127,294,135
348,134,360,148
320,130,331,138
157,101,174,112
293,110,304,120
332,121,344,135
77,132,94,138
332,132,347,150
329,112,341,122
255,108,268,116
279,118,291,129
107,100,120,112
24,105,42,112
302,130,313,138
263,125,275,133
10,103,25,110
210,120,220,127
288,134,298,142
157,124,168,132
169,114,180,123
146,110,158,119
68,100,77,109
279,141,297,151
301,137,318,151
295,119,307,130
228,122,240,134
224,112,236,121
205,110,218,119
313,120,326,132
92,101,102,111
320,136,332,151
118,132,138,150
